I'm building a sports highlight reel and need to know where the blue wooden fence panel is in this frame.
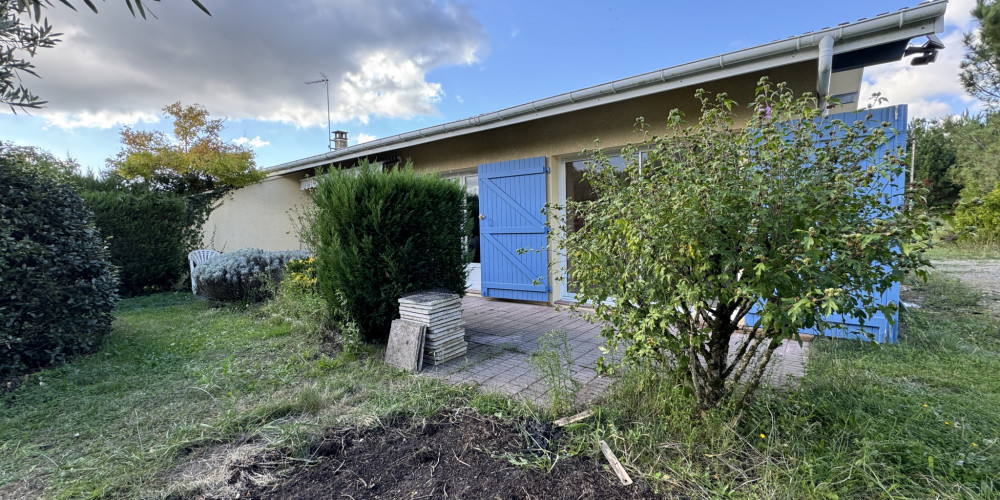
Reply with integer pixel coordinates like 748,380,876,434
744,105,908,344
478,157,550,301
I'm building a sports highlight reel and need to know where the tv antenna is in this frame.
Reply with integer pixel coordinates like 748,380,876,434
306,73,332,150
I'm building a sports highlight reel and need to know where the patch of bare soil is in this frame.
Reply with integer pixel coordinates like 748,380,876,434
162,441,286,499
0,477,45,500
200,410,665,500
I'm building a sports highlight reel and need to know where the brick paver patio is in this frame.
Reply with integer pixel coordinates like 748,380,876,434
420,295,809,406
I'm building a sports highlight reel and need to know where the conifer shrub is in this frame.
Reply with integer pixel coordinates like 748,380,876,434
312,161,470,342
0,149,118,376
192,248,308,302
82,190,189,296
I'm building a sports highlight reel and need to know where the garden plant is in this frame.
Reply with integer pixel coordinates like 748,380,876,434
550,79,938,418
312,161,471,342
192,248,308,303
0,145,117,376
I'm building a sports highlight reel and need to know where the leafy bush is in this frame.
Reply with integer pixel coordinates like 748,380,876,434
955,182,1000,246
192,248,308,302
550,79,936,416
0,148,118,376
82,190,189,296
313,161,470,342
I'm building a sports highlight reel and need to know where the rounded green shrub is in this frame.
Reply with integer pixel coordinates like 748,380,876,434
192,248,308,302
312,161,470,342
0,149,118,376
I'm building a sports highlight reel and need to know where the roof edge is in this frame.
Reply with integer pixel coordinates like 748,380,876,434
266,0,947,177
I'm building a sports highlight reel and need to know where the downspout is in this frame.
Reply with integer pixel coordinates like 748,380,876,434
817,35,835,117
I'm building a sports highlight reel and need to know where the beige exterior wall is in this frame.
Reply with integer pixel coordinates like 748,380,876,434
399,61,846,175
392,62,860,303
202,173,312,251
210,60,866,301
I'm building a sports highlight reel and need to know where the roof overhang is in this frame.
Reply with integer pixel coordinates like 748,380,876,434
267,0,947,177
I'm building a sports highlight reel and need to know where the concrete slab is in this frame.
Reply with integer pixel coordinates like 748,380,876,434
420,295,810,407
385,319,425,374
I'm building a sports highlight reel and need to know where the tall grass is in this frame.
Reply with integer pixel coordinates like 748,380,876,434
924,243,1000,260
567,272,1000,498
748,273,1000,498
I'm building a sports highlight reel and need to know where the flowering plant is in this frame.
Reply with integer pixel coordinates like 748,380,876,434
283,256,319,293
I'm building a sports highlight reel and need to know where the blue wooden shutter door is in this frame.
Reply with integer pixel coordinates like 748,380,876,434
478,157,550,301
744,105,907,344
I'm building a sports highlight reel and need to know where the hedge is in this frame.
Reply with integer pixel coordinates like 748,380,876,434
955,183,1000,246
312,161,470,342
83,190,189,297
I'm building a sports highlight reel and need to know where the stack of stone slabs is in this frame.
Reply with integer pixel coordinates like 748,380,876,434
398,291,466,365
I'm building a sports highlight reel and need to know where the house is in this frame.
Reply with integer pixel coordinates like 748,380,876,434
204,0,947,314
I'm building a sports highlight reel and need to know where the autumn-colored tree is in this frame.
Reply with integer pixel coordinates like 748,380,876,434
110,101,262,193
107,101,263,256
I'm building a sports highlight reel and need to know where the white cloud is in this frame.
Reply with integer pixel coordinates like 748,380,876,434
232,136,270,148
40,110,159,130
945,0,978,32
334,52,444,125
456,94,464,104
17,0,488,130
355,133,377,144
859,0,980,120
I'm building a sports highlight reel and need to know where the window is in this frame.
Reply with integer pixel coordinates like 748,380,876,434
563,153,645,294
442,170,480,264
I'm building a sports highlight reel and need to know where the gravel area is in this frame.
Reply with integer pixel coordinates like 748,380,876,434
929,259,1000,316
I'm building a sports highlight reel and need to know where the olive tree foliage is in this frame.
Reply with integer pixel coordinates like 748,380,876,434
549,79,936,418
1,0,209,110
961,0,1000,110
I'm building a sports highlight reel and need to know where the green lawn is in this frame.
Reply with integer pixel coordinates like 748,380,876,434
3,271,998,499
924,243,1000,260
745,272,1000,498
0,293,471,499
563,270,1000,498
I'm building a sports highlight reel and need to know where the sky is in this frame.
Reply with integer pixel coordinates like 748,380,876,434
0,0,982,175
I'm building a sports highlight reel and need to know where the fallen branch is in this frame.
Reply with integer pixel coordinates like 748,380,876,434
599,440,632,486
553,410,593,427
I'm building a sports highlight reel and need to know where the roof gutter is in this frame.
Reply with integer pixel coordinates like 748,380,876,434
267,0,946,176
